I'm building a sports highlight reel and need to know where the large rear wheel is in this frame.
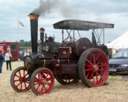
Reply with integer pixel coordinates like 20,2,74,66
78,48,109,87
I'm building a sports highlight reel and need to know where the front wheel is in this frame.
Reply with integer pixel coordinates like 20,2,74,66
30,68,55,95
78,48,109,87
10,66,30,92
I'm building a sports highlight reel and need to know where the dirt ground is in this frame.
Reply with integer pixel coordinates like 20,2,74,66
0,61,128,102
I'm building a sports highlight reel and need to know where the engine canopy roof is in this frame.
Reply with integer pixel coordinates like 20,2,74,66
53,20,114,31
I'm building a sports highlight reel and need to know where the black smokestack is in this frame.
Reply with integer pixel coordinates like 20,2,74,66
29,13,39,54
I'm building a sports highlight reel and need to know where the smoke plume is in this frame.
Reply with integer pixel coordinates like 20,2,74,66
32,0,75,17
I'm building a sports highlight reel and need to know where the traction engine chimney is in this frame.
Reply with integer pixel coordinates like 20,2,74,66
29,13,39,54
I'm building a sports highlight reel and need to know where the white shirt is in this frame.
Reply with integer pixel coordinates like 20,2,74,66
5,52,12,61
24,52,30,57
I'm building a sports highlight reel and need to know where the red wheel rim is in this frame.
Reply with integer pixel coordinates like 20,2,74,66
85,50,108,87
12,68,30,92
32,69,54,95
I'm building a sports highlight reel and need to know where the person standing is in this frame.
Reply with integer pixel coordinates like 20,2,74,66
5,49,12,71
0,49,4,73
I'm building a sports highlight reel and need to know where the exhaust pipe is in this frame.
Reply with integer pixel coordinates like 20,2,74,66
29,13,39,54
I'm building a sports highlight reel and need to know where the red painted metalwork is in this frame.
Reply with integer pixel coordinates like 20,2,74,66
85,49,108,86
10,66,30,92
30,68,54,95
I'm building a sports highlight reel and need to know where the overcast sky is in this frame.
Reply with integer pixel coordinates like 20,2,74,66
0,0,128,43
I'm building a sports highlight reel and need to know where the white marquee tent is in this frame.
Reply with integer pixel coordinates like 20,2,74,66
107,32,128,49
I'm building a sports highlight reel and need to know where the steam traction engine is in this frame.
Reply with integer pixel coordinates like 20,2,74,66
10,13,114,95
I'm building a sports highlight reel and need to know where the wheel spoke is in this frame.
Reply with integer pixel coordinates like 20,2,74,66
21,70,24,77
47,80,52,84
45,75,52,81
95,72,100,83
86,66,93,72
95,53,101,62
92,54,96,64
23,70,25,77
98,67,105,75
41,84,46,93
36,84,41,91
24,82,27,88
92,76,95,84
40,72,44,78
21,82,23,89
34,77,39,83
25,74,29,79
14,79,20,82
87,71,94,80
86,64,92,68
38,73,42,80
24,71,28,77
15,73,20,78
19,70,22,77
99,63,108,68
86,59,93,66
16,82,22,87
86,72,91,79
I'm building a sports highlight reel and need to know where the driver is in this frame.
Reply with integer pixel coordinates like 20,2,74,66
46,36,55,53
